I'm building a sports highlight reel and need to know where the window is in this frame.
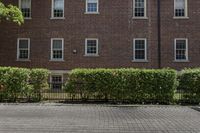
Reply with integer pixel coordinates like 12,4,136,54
17,38,30,60
50,75,63,91
174,0,188,18
133,0,147,18
175,38,188,61
85,38,99,56
86,0,99,14
19,0,31,18
133,38,147,61
51,38,64,61
52,0,64,18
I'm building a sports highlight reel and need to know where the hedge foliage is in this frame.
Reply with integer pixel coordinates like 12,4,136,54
0,67,49,101
179,68,200,103
65,68,177,104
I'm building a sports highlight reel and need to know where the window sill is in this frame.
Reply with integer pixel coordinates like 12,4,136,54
132,17,148,20
84,54,99,57
24,17,32,20
16,59,31,62
50,59,65,62
173,60,190,63
173,16,189,19
50,17,65,20
84,12,100,15
132,60,148,63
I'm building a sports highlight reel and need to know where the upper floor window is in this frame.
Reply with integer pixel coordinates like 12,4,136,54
174,38,188,61
19,0,31,19
51,38,64,61
85,38,99,56
86,0,99,14
17,38,30,60
174,0,188,18
133,38,147,61
52,0,64,18
133,0,147,18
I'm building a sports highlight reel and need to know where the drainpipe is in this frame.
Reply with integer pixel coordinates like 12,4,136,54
157,0,161,69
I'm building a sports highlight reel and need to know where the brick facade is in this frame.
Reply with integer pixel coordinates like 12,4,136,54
0,0,199,72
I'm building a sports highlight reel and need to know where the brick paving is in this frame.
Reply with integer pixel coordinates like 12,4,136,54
0,104,199,133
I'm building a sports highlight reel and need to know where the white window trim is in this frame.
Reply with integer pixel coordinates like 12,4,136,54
84,38,99,56
18,0,32,19
51,0,65,19
50,38,64,61
133,38,148,62
174,0,189,19
85,0,99,14
174,38,189,62
17,38,30,61
133,0,147,19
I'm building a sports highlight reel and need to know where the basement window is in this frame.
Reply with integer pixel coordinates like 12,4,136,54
50,75,63,91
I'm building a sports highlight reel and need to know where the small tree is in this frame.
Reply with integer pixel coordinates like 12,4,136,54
0,1,24,25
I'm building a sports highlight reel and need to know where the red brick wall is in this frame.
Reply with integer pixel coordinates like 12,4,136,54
0,0,199,70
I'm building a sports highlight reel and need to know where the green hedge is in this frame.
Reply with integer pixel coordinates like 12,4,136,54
65,68,177,104
0,67,49,102
179,68,200,103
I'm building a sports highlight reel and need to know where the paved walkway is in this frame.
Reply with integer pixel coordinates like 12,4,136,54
0,104,199,133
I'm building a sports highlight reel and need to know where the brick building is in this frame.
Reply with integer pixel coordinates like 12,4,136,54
0,0,200,87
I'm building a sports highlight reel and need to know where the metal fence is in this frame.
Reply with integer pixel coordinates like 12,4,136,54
0,83,199,104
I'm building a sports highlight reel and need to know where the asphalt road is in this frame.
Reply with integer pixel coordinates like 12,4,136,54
0,104,199,133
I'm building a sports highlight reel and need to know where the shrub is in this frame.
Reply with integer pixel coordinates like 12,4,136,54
0,67,49,102
65,68,177,104
179,68,200,103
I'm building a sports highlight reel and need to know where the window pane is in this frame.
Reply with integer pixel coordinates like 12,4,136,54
53,40,62,49
87,40,97,54
54,0,64,17
19,40,28,48
19,50,29,59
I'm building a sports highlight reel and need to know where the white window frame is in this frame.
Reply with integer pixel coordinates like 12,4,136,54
51,38,64,61
85,38,99,56
17,38,30,61
174,0,188,19
18,0,32,19
51,0,65,19
174,38,189,62
85,0,99,14
133,0,147,19
50,74,64,90
133,38,147,62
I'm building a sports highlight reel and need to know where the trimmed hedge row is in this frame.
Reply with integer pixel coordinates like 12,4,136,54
65,68,178,104
179,68,200,103
0,67,49,101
